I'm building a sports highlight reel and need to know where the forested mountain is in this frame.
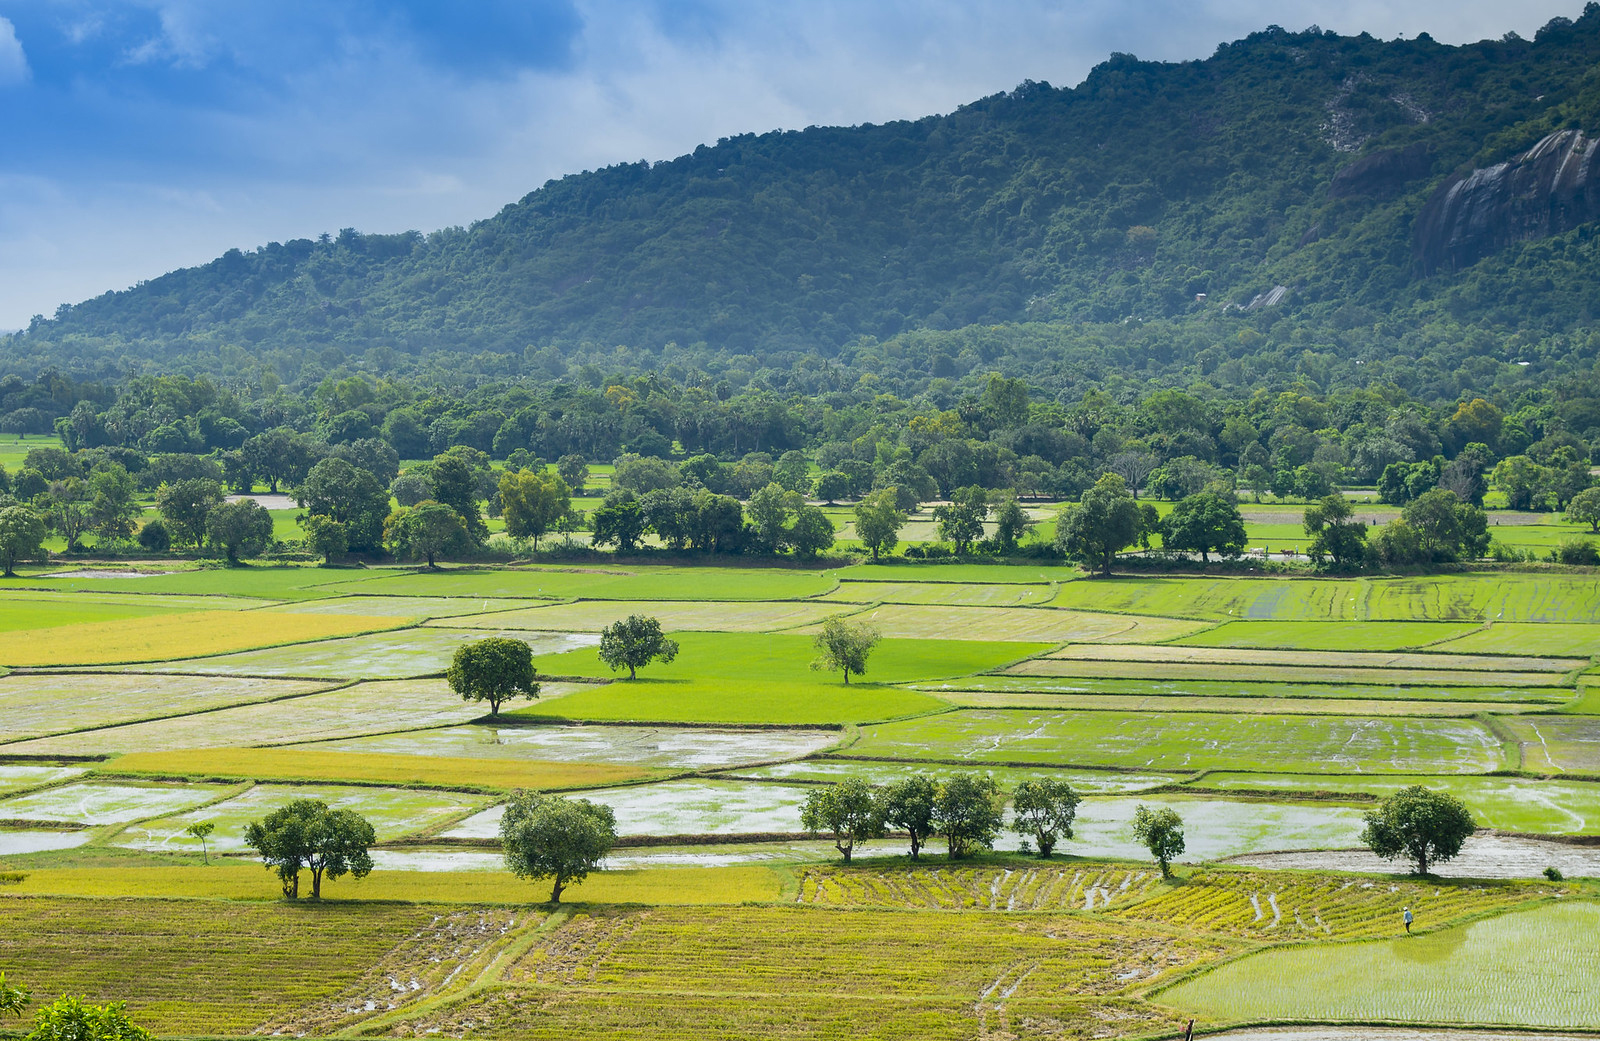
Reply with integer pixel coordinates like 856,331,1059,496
8,7,1600,405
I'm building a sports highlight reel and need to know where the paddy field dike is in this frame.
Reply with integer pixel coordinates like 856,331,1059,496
1,559,1597,1040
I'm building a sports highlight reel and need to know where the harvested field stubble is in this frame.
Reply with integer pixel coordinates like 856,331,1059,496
0,895,441,1035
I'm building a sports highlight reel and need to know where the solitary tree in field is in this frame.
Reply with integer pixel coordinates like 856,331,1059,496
1132,805,1185,877
877,775,938,859
0,972,28,1020
800,778,883,864
385,500,471,567
1055,473,1141,575
990,494,1035,553
853,491,907,561
1566,486,1600,533
500,790,617,903
206,499,274,563
26,996,149,1041
1011,778,1082,857
1163,491,1247,563
932,485,989,554
447,638,540,716
303,514,348,566
185,821,216,864
598,615,680,680
933,774,1004,858
1303,492,1369,565
244,799,375,899
1361,785,1476,875
810,617,881,685
0,505,46,577
499,469,572,550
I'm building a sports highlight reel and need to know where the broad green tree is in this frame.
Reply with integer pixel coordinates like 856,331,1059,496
1565,486,1600,532
590,490,647,552
800,777,883,863
933,774,1004,858
1303,492,1368,565
598,614,680,679
746,483,797,553
386,500,470,567
556,454,589,493
990,494,1034,553
87,464,139,545
1361,785,1476,875
430,450,489,542
500,790,617,903
1055,473,1141,574
26,996,149,1041
814,471,851,505
303,514,348,565
878,775,938,859
500,469,571,549
42,477,92,551
1163,491,1246,562
298,458,390,552
0,505,46,576
810,617,881,685
156,478,225,549
853,491,907,561
1401,489,1490,561
243,799,375,899
447,637,540,716
242,427,316,493
1132,805,1185,877
206,499,274,563
1011,778,1082,857
932,485,988,553
787,504,835,559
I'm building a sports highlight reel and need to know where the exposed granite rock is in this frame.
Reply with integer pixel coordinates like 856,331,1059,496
1414,129,1600,273
1328,142,1432,200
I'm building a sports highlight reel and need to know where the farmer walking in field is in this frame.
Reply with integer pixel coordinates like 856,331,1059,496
1402,906,1413,934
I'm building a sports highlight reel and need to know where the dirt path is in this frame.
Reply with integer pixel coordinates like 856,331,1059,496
1206,1028,1598,1041
1225,833,1600,879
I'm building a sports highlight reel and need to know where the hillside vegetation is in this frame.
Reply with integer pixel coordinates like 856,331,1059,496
7,8,1600,403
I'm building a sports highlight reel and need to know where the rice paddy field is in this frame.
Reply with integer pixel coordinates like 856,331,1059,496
0,558,1598,1039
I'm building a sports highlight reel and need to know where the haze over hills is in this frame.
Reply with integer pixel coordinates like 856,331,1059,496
6,6,1600,404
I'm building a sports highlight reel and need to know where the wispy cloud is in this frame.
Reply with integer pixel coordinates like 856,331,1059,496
0,15,28,85
0,0,1587,329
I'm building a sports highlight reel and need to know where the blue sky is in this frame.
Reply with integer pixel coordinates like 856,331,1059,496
0,0,1587,330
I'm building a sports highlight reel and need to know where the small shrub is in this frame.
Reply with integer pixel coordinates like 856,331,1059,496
1554,538,1599,565
1544,866,1564,882
137,519,171,552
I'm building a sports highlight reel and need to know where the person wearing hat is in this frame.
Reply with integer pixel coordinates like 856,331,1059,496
1402,907,1413,934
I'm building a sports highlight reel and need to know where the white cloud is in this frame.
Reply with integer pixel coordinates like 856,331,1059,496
0,17,29,85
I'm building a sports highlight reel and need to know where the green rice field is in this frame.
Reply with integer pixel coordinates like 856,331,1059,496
1,560,1597,1040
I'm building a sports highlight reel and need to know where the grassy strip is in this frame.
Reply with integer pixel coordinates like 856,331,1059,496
101,748,667,793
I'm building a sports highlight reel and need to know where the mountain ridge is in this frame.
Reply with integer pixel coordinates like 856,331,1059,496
7,7,1600,402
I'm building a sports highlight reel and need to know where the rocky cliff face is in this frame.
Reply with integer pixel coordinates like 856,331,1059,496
1414,129,1600,274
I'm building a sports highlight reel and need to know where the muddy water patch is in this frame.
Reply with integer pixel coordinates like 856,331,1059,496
1229,832,1600,879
